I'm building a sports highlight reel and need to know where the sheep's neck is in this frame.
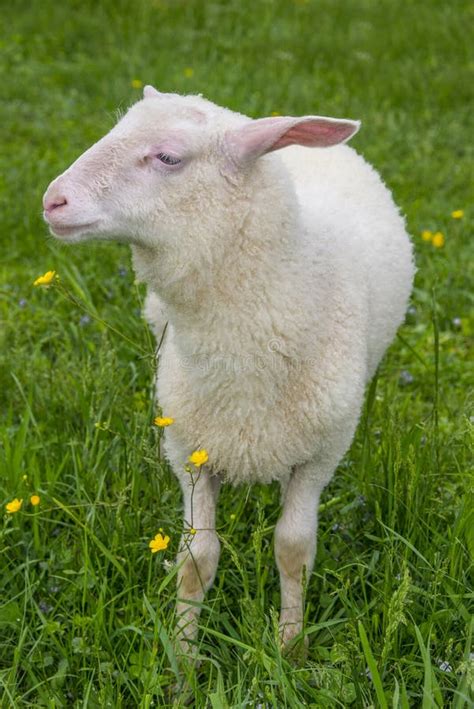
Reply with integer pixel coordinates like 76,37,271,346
133,168,303,335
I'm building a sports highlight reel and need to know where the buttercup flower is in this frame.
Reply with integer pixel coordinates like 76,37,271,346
189,528,197,536
6,498,23,513
33,270,56,287
131,79,143,89
149,532,170,553
421,230,433,242
189,449,209,467
432,231,445,248
154,416,175,427
451,210,464,219
30,495,41,506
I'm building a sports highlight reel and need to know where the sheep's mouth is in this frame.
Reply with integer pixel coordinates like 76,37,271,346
47,221,99,238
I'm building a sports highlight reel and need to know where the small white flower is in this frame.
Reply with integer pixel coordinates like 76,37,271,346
436,659,452,673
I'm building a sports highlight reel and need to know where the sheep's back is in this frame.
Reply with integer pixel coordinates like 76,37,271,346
279,145,415,378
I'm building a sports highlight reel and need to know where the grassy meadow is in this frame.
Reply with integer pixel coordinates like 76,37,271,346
0,0,473,705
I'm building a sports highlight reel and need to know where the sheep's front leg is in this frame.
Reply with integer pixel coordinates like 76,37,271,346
275,462,329,648
176,472,220,654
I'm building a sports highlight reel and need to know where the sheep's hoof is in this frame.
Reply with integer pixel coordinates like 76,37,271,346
168,649,201,705
280,624,309,663
169,677,195,706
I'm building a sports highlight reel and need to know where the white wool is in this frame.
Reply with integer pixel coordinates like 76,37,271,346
43,89,414,649
136,136,413,487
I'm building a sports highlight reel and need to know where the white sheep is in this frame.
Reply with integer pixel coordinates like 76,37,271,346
43,85,414,652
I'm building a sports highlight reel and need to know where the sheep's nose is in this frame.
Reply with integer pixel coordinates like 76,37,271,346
43,195,68,213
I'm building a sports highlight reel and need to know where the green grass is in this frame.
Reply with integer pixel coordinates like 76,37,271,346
1,0,473,706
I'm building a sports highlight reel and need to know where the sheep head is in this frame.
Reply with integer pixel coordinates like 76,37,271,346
43,87,359,255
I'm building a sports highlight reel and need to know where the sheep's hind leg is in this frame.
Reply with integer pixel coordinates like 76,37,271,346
176,472,221,656
275,461,331,650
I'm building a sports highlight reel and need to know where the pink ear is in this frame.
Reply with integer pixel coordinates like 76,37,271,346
143,85,162,99
226,115,360,164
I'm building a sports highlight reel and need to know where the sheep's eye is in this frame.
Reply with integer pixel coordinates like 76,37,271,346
157,152,181,166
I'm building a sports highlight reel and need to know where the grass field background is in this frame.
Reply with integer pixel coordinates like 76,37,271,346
0,0,473,706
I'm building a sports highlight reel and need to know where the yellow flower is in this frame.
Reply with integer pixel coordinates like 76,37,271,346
154,416,175,427
131,79,143,89
149,532,170,553
6,498,23,513
30,495,40,506
183,67,194,78
421,230,433,242
432,231,445,248
33,270,56,287
451,210,464,219
188,449,209,467
189,527,197,536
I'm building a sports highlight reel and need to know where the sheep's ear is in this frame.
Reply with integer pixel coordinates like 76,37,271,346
226,115,360,164
143,85,162,99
